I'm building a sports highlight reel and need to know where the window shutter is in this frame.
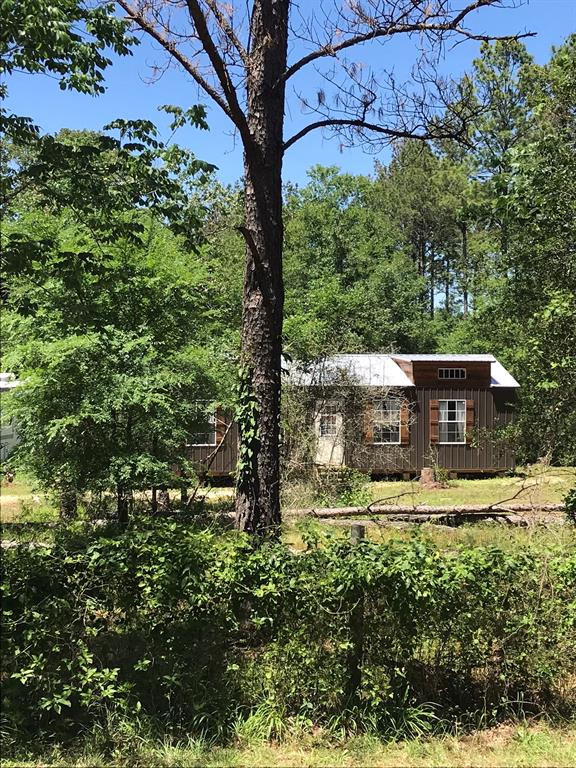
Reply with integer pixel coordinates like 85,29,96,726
429,399,439,444
363,402,374,444
400,400,410,445
466,399,475,445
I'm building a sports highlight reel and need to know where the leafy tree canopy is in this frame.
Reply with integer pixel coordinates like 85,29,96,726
0,0,135,142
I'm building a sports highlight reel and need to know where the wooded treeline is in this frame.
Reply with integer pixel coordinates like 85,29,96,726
2,36,575,518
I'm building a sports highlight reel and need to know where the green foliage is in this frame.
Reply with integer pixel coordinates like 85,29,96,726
0,0,135,144
0,0,134,93
565,487,576,526
468,39,534,177
235,366,259,489
2,525,574,751
4,327,214,495
313,467,372,508
1,122,228,509
2,113,215,240
433,465,451,486
283,166,428,357
434,36,576,464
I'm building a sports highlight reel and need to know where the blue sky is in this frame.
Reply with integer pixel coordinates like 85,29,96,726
7,0,575,186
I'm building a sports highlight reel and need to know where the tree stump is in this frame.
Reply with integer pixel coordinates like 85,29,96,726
420,467,435,486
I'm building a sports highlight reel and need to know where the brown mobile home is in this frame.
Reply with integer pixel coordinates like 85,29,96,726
186,354,519,478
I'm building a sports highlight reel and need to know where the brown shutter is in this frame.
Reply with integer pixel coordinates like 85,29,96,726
429,399,439,444
466,399,475,445
400,400,410,445
363,402,374,444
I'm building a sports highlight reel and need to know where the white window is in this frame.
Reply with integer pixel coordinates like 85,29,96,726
373,397,401,444
438,368,467,380
189,407,217,446
438,399,466,444
318,403,339,437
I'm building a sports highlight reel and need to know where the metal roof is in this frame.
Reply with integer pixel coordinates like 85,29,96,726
489,360,520,388
393,354,496,361
285,354,414,388
0,373,20,390
286,354,519,388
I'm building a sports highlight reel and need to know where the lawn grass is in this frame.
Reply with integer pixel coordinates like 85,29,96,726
2,466,574,527
0,474,55,523
370,465,575,508
4,724,575,767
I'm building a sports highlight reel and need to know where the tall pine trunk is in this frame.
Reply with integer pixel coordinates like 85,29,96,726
429,245,435,318
444,252,450,314
235,0,289,536
461,222,469,316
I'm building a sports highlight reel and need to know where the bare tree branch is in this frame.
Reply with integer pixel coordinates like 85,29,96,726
284,117,472,151
185,0,252,146
205,0,249,67
117,0,233,119
283,0,535,85
117,0,253,147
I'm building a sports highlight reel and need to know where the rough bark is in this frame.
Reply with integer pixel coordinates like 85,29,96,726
429,244,435,318
234,0,289,537
461,222,469,316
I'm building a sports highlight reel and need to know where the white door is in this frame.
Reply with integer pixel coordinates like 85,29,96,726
315,400,344,466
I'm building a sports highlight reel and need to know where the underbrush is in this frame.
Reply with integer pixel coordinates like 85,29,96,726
282,467,373,509
1,522,575,758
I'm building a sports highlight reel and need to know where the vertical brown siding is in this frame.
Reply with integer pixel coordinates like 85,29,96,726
186,386,517,479
186,410,238,477
429,399,439,444
347,386,516,474
416,387,516,473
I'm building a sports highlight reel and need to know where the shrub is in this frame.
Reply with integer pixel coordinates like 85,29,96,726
1,522,575,752
281,466,372,509
565,486,576,525
315,467,372,507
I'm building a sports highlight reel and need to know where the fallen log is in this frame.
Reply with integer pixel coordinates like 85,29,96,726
285,502,565,519
319,513,535,527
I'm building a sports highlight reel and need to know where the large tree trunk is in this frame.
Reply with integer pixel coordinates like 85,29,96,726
461,222,469,316
444,252,450,314
235,0,289,536
429,244,435,318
